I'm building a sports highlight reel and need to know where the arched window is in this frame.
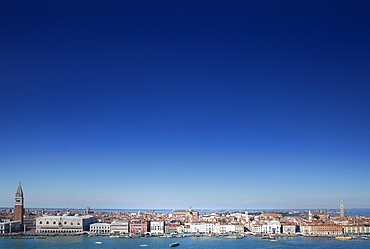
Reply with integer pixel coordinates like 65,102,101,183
46,221,49,224
71,222,73,225
64,221,67,224
53,221,56,224
39,221,42,224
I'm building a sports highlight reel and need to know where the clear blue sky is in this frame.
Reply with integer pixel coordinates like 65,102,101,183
1,0,369,210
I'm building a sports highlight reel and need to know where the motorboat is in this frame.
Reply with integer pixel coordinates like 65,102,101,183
169,242,180,247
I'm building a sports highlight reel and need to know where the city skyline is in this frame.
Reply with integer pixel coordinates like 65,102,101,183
1,1,369,209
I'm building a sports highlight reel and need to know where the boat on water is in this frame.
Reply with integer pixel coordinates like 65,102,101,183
140,245,148,247
261,234,269,239
94,241,103,244
261,233,277,239
10,236,34,239
335,236,352,240
169,242,180,247
269,234,277,239
361,237,368,240
160,234,173,238
109,235,120,238
227,235,244,239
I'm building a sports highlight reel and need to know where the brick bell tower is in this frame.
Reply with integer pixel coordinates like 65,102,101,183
14,181,24,225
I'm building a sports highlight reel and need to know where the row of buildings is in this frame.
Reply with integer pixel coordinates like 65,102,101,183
1,183,370,236
89,220,246,235
33,208,370,236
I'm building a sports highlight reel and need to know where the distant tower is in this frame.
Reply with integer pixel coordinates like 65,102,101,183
340,199,344,218
14,182,24,224
308,210,312,221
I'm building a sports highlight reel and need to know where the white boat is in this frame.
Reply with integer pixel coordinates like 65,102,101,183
94,241,103,244
269,234,277,239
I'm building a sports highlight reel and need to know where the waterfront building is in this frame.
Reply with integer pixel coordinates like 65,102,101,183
150,221,165,234
217,224,244,234
344,225,370,235
14,182,24,225
165,223,180,233
0,221,21,234
251,220,281,234
300,224,343,235
263,220,281,234
90,223,111,234
281,223,297,234
130,220,149,234
36,213,97,234
111,220,130,234
251,223,264,234
189,222,217,234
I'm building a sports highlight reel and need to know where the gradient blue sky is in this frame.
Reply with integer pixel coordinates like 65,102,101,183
1,0,369,210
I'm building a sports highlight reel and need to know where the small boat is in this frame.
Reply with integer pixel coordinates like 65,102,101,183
94,241,103,244
169,242,180,247
11,236,34,239
269,234,277,239
361,237,368,240
261,234,269,239
335,236,352,240
140,245,148,247
227,235,243,239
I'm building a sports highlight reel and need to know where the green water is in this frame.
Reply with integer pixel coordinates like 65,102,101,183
0,236,368,249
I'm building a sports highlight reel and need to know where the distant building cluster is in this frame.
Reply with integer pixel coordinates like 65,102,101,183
1,183,370,237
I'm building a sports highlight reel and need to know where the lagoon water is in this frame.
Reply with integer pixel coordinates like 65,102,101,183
1,236,369,249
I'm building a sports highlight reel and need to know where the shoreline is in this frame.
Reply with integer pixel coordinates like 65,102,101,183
2,233,369,239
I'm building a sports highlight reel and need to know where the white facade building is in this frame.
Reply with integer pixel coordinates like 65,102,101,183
0,221,21,234
251,224,264,234
36,214,97,234
217,224,244,234
300,225,311,235
111,220,130,234
251,220,281,234
189,223,244,234
90,223,111,234
262,220,281,234
190,223,217,234
150,221,165,234
281,224,296,234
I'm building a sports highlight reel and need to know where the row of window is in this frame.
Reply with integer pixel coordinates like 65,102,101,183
39,221,80,226
37,229,82,233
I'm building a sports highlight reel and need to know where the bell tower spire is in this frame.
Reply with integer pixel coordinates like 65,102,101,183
339,199,344,218
14,181,24,224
